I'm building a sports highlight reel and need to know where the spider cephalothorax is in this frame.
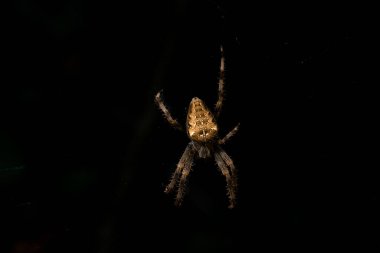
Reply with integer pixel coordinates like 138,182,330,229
155,46,239,208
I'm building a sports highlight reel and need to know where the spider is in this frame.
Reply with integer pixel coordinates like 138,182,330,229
155,46,239,209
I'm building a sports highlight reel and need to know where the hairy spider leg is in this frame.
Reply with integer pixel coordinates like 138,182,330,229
215,46,225,118
164,143,194,194
216,146,238,194
214,147,237,209
174,146,195,206
155,90,183,131
219,123,240,145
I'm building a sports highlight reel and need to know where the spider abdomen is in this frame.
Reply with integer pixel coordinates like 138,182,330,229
186,97,218,142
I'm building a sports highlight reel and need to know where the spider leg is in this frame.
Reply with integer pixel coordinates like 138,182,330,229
174,146,195,207
214,46,225,118
218,123,240,145
216,146,238,192
215,146,237,208
164,143,194,194
155,90,183,131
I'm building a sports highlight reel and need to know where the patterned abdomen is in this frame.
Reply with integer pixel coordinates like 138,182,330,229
186,97,218,142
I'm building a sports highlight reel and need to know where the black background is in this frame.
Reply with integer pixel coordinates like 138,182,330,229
1,0,376,252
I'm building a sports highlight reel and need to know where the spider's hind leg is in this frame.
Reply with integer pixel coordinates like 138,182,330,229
155,90,183,131
214,46,225,118
218,123,240,145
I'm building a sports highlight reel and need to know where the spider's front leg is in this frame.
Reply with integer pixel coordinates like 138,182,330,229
215,46,225,118
215,146,237,209
164,143,195,206
155,90,183,131
175,154,194,207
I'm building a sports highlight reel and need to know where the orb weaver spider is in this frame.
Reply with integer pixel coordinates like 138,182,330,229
155,46,239,208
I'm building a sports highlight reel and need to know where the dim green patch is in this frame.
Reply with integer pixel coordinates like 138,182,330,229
0,165,26,185
60,167,99,194
185,230,227,253
0,131,25,185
